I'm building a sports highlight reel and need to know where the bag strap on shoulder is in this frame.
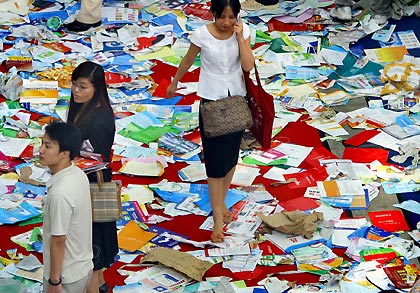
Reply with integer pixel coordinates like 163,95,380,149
253,64,263,87
244,64,263,88
96,170,105,191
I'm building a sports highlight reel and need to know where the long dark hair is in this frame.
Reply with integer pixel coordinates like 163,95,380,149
67,61,113,132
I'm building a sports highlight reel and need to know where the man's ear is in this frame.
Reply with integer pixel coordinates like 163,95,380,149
59,150,71,160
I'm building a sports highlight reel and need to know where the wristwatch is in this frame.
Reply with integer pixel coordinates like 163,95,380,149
48,278,62,286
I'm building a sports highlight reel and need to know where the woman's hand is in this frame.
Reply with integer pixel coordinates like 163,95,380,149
166,81,178,98
233,17,244,41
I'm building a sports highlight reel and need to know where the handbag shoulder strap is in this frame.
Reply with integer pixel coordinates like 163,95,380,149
244,64,263,87
96,170,105,190
253,64,263,88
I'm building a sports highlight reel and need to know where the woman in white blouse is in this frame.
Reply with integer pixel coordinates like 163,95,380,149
167,0,255,243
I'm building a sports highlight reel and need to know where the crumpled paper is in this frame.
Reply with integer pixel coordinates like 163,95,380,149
141,247,214,281
381,61,420,94
257,210,323,238
0,68,23,101
390,142,419,167
0,0,28,15
11,25,59,42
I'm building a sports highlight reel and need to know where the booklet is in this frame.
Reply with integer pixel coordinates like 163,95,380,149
265,230,325,253
235,184,274,203
19,80,58,104
158,132,200,155
317,179,365,197
178,163,207,182
117,201,149,227
29,46,65,64
384,264,418,289
394,200,420,216
102,7,139,24
8,265,43,283
73,157,108,174
199,200,274,236
148,225,188,249
0,201,41,225
291,242,338,265
381,124,420,140
4,56,33,72
117,220,157,252
364,46,409,63
368,210,410,232
245,148,287,165
118,160,165,177
320,192,370,210
124,265,189,291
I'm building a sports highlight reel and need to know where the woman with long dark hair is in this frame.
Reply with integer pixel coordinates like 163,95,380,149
166,0,255,243
67,61,116,293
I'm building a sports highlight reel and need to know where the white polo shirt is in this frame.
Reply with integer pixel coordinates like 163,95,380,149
43,163,93,284
191,23,251,101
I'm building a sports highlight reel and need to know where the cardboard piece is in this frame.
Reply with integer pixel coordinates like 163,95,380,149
140,247,214,281
257,210,323,238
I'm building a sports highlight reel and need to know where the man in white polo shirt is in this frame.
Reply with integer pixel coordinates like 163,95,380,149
40,122,93,293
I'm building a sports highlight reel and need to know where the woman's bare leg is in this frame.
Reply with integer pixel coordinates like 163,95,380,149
208,177,225,242
222,166,236,224
208,166,237,242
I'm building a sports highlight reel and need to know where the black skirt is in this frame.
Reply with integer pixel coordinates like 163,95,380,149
199,102,243,178
92,221,118,270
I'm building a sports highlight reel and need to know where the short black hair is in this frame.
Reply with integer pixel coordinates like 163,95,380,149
45,122,82,160
211,0,241,19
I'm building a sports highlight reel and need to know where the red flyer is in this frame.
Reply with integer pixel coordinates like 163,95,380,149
368,210,410,232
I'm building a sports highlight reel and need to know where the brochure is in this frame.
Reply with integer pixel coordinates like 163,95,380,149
73,157,108,173
368,210,410,232
178,163,207,182
158,132,200,155
102,7,139,23
364,46,409,63
265,230,325,253
148,225,188,248
117,201,149,227
0,201,41,225
124,265,189,291
19,80,58,104
118,160,165,177
117,220,157,252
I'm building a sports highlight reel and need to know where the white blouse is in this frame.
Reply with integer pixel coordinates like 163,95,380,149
190,23,251,100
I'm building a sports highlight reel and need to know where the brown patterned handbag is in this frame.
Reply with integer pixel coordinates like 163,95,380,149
90,170,122,222
200,95,253,138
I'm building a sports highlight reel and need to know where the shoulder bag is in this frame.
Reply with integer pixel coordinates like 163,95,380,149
90,170,122,222
200,95,253,138
244,65,275,149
